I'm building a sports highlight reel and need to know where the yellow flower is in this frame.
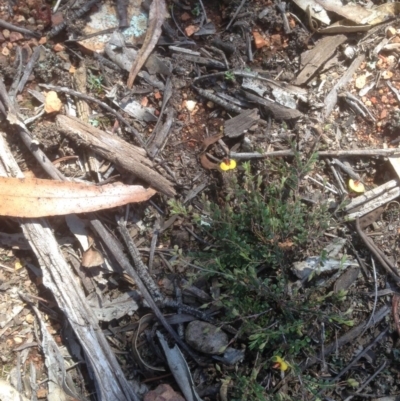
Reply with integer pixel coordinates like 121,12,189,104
348,179,365,194
271,356,289,371
220,159,237,171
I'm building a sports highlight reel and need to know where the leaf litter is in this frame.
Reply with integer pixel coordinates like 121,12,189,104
1,0,400,400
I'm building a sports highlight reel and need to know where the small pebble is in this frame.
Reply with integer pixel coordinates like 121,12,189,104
185,321,229,355
9,31,23,42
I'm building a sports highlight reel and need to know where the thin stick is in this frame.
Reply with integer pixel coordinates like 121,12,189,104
313,328,389,400
360,257,378,337
226,0,247,30
17,45,41,94
197,0,208,26
230,148,400,159
328,162,347,195
301,304,390,371
117,218,163,304
331,158,361,181
0,18,40,38
343,360,387,401
356,217,400,281
148,218,160,274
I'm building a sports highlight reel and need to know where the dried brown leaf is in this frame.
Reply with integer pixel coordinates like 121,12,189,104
199,153,219,170
81,247,105,267
0,177,156,217
127,0,166,88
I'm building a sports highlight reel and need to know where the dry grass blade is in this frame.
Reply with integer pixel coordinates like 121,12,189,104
0,177,156,217
127,0,166,88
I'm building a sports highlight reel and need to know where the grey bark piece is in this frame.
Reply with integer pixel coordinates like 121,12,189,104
171,54,225,69
294,35,347,85
89,291,139,322
147,107,174,158
244,91,303,120
334,267,360,293
292,256,359,280
0,134,140,401
22,296,83,401
224,109,260,138
56,115,175,196
157,331,203,401
21,221,140,401
0,232,30,249
324,53,365,118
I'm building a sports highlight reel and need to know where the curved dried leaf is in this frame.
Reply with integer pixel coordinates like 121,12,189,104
0,177,156,217
199,153,219,170
127,0,166,88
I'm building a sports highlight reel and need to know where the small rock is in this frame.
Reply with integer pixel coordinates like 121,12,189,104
0,55,8,66
9,31,23,42
270,34,282,46
14,15,25,23
181,12,191,21
185,321,229,355
184,100,197,112
382,70,393,80
185,25,199,36
1,47,9,56
21,44,32,63
53,43,64,52
386,26,397,38
144,384,185,401
355,74,366,89
38,36,47,45
44,91,62,113
36,388,48,399
13,336,23,344
25,314,34,324
27,17,35,25
51,12,63,26
0,32,5,42
253,31,269,49
2,29,10,39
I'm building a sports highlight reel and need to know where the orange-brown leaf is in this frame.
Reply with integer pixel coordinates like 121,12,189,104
0,177,156,217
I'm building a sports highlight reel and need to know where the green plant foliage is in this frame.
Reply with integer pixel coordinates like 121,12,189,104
224,71,236,81
87,71,104,93
186,151,351,398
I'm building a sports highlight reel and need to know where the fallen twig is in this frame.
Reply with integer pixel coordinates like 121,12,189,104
16,45,41,95
0,18,40,38
117,218,163,304
301,304,390,372
344,179,398,212
230,148,400,159
226,0,247,30
356,217,400,282
313,328,389,400
346,186,400,221
324,54,365,118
